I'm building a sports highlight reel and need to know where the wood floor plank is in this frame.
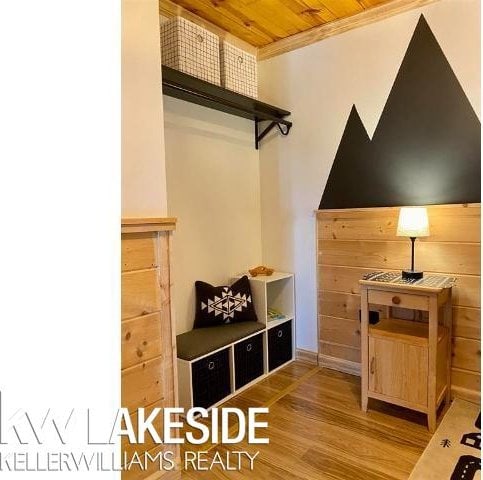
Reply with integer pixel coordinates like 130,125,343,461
179,361,432,480
285,369,430,439
273,393,428,451
302,447,403,480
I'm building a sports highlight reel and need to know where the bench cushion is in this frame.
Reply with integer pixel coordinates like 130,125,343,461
177,322,265,361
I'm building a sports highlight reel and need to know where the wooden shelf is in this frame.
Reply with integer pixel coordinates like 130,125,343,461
161,66,292,149
121,217,177,233
369,318,447,346
248,271,294,283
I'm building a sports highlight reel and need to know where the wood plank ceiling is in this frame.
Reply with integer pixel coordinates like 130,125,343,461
162,0,395,48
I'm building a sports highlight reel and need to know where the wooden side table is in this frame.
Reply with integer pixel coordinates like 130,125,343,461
359,272,455,432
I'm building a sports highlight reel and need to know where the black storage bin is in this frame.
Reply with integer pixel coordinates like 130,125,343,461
268,320,292,371
192,348,231,409
234,333,264,390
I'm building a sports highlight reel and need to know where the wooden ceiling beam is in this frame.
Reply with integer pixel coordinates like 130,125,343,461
258,0,439,60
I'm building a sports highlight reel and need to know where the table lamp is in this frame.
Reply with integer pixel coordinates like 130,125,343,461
397,207,429,280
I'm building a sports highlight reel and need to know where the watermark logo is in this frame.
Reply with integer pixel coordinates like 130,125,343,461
0,392,267,473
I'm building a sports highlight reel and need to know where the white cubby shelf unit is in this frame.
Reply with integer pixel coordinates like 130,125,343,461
249,272,295,328
248,271,296,375
177,272,296,411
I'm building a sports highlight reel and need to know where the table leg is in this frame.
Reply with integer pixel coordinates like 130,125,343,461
427,295,438,433
360,285,369,412
444,290,453,406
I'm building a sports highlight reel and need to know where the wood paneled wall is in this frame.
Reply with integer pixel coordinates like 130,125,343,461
121,219,180,480
316,204,481,403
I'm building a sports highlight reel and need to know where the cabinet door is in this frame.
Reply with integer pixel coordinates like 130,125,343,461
368,337,428,408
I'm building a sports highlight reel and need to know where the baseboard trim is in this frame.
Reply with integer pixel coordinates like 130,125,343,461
318,354,361,376
296,348,319,365
318,355,480,404
451,386,481,405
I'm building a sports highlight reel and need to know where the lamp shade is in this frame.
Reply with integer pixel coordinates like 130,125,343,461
397,207,430,237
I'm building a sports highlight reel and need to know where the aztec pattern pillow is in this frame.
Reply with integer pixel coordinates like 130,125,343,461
193,275,258,328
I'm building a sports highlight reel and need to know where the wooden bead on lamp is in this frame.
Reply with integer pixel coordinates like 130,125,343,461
396,207,430,280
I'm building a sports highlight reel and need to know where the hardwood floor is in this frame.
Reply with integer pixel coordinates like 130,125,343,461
180,361,432,479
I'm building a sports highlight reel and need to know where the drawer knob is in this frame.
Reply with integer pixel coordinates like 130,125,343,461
392,296,401,305
246,343,252,352
277,330,283,338
208,361,215,370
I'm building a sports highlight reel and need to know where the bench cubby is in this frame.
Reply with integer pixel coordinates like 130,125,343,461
234,332,265,389
268,319,293,371
192,347,231,409
176,272,296,411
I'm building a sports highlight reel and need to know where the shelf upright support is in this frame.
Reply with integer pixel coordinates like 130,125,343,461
255,117,259,150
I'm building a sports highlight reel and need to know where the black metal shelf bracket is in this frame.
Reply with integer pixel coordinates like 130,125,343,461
255,119,292,150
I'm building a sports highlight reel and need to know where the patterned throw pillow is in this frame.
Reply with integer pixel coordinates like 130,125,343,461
193,275,258,328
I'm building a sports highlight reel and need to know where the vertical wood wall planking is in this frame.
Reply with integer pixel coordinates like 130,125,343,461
316,204,481,403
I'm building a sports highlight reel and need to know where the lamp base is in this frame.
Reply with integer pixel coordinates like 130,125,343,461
401,269,424,280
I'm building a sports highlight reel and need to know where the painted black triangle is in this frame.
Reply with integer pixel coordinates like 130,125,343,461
319,14,480,209
319,105,371,209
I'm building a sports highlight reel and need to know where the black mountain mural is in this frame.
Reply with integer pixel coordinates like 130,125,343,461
319,15,481,209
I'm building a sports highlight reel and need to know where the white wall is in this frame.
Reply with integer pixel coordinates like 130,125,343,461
258,0,481,352
122,0,167,217
164,97,262,334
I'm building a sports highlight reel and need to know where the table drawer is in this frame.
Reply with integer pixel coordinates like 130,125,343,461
368,289,429,311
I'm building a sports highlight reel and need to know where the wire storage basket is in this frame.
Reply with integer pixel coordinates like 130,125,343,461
160,17,221,85
220,41,258,98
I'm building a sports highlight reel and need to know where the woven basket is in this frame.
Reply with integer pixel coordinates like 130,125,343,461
220,41,258,98
160,17,221,85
